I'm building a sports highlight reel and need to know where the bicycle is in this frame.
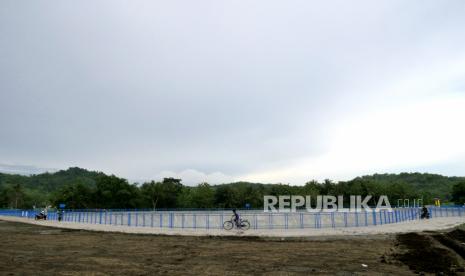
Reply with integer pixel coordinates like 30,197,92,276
223,216,250,230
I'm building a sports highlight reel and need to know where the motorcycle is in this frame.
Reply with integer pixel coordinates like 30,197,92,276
420,207,430,219
35,212,47,220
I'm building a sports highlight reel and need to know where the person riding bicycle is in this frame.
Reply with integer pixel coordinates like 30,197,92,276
232,209,240,227
223,209,250,230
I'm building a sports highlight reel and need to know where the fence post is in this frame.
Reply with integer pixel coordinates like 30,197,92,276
220,213,224,229
254,213,258,230
301,213,305,229
268,213,273,229
128,212,131,226
373,210,377,226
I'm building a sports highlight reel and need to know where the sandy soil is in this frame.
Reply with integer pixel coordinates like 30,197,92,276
1,215,465,237
3,219,465,275
0,220,412,275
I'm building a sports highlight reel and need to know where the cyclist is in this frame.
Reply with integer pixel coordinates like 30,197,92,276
232,209,240,227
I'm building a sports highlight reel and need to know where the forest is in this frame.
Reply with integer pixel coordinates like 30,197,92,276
1,167,465,209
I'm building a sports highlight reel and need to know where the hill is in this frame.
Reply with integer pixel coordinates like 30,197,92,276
0,168,464,209
354,173,465,201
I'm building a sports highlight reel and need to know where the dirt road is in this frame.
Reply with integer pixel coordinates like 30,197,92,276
2,220,465,275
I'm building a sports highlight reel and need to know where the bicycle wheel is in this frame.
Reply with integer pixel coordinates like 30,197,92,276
240,220,250,230
223,220,234,230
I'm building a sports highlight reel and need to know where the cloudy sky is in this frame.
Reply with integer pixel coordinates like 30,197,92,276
1,1,465,185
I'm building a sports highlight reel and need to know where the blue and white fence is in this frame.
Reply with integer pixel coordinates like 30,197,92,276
0,207,464,230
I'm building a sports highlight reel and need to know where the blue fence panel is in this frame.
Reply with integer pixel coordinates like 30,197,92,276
2,207,464,230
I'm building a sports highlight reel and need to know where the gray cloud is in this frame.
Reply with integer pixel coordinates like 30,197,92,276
0,163,57,175
1,1,465,184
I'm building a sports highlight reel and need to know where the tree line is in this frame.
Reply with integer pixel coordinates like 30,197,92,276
1,167,465,209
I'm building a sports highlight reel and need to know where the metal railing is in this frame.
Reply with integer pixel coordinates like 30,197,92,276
0,207,463,230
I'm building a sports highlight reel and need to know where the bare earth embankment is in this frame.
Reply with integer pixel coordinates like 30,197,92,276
3,218,465,275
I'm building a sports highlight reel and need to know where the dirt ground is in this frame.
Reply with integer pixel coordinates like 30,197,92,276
2,220,465,275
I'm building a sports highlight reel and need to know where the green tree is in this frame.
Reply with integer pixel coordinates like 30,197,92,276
94,175,141,209
140,181,162,209
452,181,465,204
190,183,214,208
214,185,240,208
52,181,95,209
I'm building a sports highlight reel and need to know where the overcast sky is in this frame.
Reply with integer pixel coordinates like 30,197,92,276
1,1,465,185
